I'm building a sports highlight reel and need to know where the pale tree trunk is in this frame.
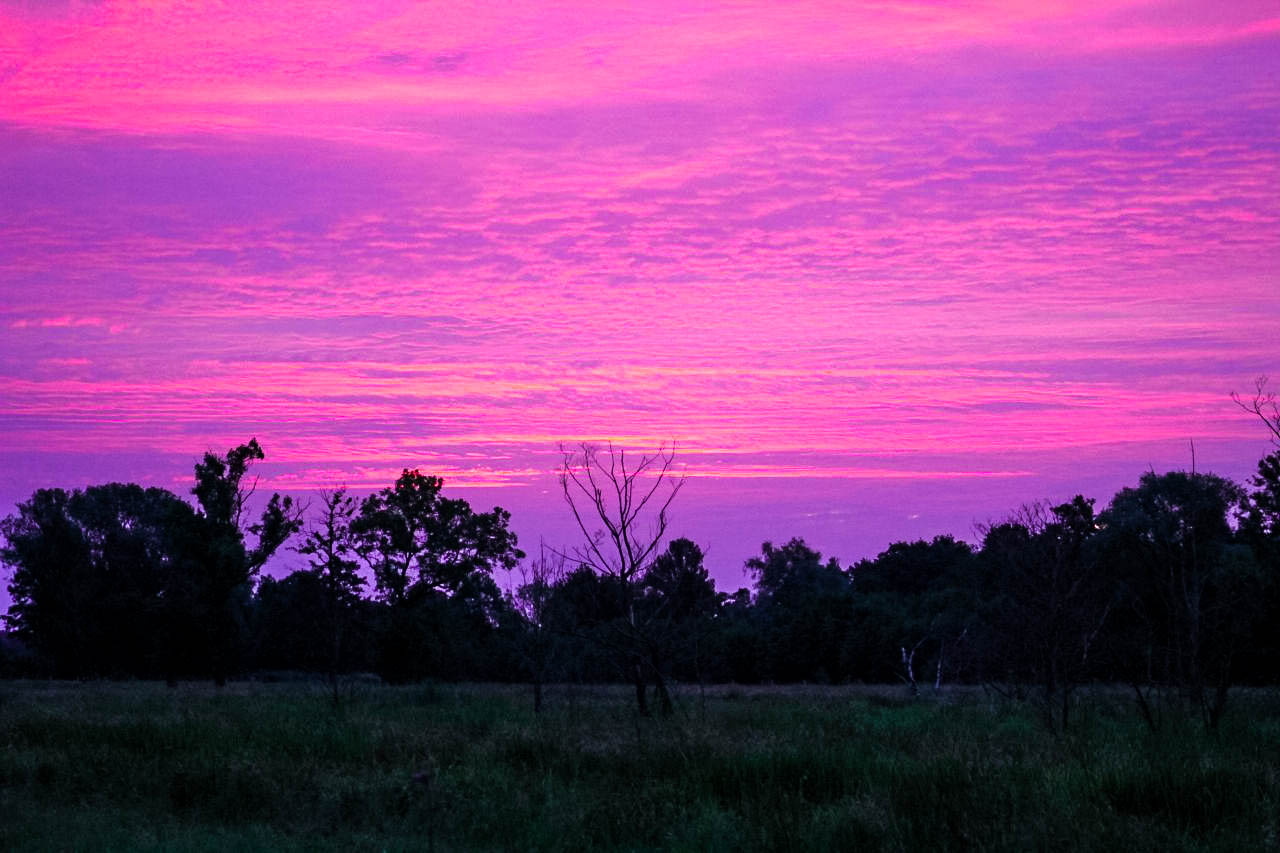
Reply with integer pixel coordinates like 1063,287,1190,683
901,641,922,697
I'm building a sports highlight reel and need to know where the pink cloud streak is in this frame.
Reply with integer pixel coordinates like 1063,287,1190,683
1,0,1278,584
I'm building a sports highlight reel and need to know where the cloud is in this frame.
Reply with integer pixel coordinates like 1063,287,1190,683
0,1,1275,136
9,315,104,329
0,0,1277,572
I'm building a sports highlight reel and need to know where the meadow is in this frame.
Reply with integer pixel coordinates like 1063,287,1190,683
0,680,1277,852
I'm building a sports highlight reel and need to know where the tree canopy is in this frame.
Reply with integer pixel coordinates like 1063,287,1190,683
2,432,1278,731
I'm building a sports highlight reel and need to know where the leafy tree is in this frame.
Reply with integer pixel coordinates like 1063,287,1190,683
295,488,365,700
645,538,718,622
1241,454,1280,685
1101,471,1260,729
975,498,1113,730
354,469,521,603
191,439,303,685
641,537,719,689
704,587,764,683
251,571,333,673
748,538,852,682
538,564,626,685
3,488,95,676
511,543,568,712
352,469,521,683
1230,379,1280,683
849,535,976,691
2,484,202,678
1240,452,1280,543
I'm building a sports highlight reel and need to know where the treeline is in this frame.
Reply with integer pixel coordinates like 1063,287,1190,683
3,395,1279,729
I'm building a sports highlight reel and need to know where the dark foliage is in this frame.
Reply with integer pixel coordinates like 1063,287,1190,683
352,468,522,604
191,439,304,685
748,538,853,683
1,483,203,678
2,432,1278,732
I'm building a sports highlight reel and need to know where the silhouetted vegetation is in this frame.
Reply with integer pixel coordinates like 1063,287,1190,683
2,383,1280,739
3,385,1280,849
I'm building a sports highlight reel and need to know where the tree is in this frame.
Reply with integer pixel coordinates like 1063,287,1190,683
536,563,624,684
1232,376,1280,445
849,535,976,692
748,538,852,683
642,537,719,692
352,469,522,683
645,538,718,623
975,498,1113,731
705,587,764,684
296,488,365,701
1233,375,1280,547
511,543,568,712
191,439,303,686
2,484,202,678
1231,377,1280,683
1101,471,1259,729
559,442,684,715
354,469,522,604
3,488,96,676
251,571,333,673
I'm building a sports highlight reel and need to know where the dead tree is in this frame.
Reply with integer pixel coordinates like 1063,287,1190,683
559,442,684,716
901,638,925,698
1232,376,1280,444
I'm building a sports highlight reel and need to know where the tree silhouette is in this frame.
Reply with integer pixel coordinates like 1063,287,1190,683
559,442,684,715
353,469,521,603
642,537,719,700
748,538,852,683
849,536,975,691
296,487,365,701
1229,380,1280,686
1232,376,1280,445
512,543,568,712
1102,471,1259,729
2,484,202,678
352,469,522,683
975,499,1113,730
191,439,303,686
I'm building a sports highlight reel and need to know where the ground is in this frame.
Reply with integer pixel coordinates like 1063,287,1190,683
1,680,1277,851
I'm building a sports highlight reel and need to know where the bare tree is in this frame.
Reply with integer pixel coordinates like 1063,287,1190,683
1232,376,1280,444
559,442,684,715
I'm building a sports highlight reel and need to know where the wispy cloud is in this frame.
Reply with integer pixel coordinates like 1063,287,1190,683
1,0,1277,575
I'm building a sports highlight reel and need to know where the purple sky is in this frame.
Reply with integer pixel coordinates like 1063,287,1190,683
2,1,1279,591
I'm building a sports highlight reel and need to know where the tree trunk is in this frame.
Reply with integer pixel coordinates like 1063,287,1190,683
901,644,919,697
632,659,649,716
652,667,673,717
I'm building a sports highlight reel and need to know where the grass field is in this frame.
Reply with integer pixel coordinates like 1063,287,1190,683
1,680,1277,851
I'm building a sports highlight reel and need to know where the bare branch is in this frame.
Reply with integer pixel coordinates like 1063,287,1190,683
1231,375,1280,444
558,441,684,582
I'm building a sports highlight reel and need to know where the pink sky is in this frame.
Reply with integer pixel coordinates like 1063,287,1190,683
2,0,1279,590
